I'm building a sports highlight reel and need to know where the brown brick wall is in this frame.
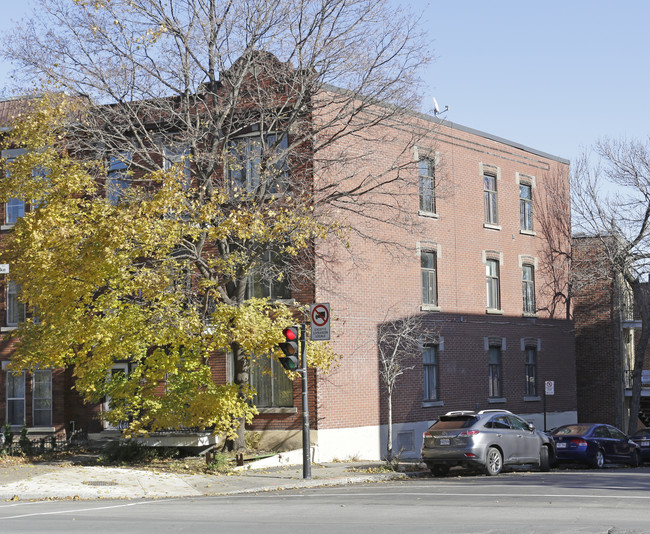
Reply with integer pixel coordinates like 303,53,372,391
314,105,576,431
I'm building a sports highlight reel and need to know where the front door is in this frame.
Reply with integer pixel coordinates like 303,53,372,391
102,363,129,430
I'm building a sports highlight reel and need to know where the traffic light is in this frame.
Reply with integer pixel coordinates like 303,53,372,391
278,326,300,370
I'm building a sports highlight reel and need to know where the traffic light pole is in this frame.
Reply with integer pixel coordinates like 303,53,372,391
300,322,311,479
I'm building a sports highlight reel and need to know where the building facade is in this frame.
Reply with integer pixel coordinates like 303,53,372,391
0,87,577,459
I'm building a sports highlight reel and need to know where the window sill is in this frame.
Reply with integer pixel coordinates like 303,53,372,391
418,210,439,219
1,224,15,231
522,312,537,318
483,223,501,231
420,304,441,312
256,407,298,414
488,397,507,404
485,308,504,315
1,326,18,332
422,400,444,408
524,396,541,402
520,229,536,236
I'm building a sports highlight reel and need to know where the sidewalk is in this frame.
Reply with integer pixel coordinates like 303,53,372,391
0,459,420,501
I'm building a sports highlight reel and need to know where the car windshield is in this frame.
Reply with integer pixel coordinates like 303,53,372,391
429,416,478,430
551,425,592,436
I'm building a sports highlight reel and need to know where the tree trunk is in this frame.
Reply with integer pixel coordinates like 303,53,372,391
232,343,249,451
386,389,393,461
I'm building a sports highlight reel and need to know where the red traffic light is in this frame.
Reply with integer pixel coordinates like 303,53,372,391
279,326,300,368
283,327,298,341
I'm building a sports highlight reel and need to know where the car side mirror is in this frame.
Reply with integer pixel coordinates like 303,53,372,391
527,423,535,431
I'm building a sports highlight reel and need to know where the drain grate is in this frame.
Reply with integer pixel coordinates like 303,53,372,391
82,480,118,487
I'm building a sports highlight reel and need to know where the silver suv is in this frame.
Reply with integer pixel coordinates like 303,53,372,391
421,410,555,476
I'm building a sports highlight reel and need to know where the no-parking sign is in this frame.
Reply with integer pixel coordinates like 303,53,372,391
310,303,330,341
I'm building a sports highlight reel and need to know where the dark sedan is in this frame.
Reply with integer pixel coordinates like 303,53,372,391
630,428,650,462
550,423,641,468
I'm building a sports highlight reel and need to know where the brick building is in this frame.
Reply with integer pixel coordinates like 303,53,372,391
0,82,577,459
311,108,577,460
572,235,650,432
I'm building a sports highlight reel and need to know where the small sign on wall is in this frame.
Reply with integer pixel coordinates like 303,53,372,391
0,264,9,274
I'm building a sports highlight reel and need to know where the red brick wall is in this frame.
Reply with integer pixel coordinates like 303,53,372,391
572,237,623,428
314,102,576,431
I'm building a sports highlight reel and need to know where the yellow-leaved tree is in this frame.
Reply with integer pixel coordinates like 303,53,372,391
0,94,337,440
1,0,431,447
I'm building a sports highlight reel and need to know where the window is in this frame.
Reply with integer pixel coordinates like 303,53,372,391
488,347,502,398
525,347,537,396
486,259,500,310
522,264,535,314
7,280,25,327
6,370,25,426
484,173,498,224
247,249,291,300
423,344,439,401
421,250,437,306
3,149,27,226
6,198,25,226
164,145,191,189
520,182,533,231
33,370,52,427
419,158,435,213
250,353,293,408
107,151,131,205
228,134,288,195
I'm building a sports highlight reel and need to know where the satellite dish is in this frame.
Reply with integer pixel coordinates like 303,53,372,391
432,97,449,116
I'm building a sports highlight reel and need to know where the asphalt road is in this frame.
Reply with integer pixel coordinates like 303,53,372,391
2,466,650,533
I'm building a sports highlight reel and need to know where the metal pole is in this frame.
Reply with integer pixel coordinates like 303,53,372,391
300,322,311,479
543,390,547,432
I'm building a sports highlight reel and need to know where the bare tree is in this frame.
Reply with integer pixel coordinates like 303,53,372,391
377,311,424,461
2,0,432,447
572,138,650,434
535,166,573,320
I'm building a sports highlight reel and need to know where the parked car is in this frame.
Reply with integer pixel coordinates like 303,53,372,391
421,409,555,476
550,423,641,468
629,428,650,463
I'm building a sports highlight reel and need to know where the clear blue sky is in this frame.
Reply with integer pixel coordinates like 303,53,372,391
2,1,649,164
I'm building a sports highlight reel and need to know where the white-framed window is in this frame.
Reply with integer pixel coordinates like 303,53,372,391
164,145,191,189
483,172,498,224
421,250,438,306
3,148,28,226
423,343,439,401
5,198,25,226
227,134,288,195
33,369,52,427
488,346,502,398
6,370,25,426
525,347,537,397
419,158,435,213
250,353,293,408
486,259,500,310
247,249,291,300
107,151,132,205
522,264,536,314
520,182,533,231
7,280,26,327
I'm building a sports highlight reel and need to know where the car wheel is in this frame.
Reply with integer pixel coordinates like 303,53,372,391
485,447,503,476
630,450,641,468
539,446,550,472
431,465,449,477
590,449,605,469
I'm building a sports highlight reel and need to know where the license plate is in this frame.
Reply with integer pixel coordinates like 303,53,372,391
439,438,450,446
556,442,567,448
641,441,649,447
